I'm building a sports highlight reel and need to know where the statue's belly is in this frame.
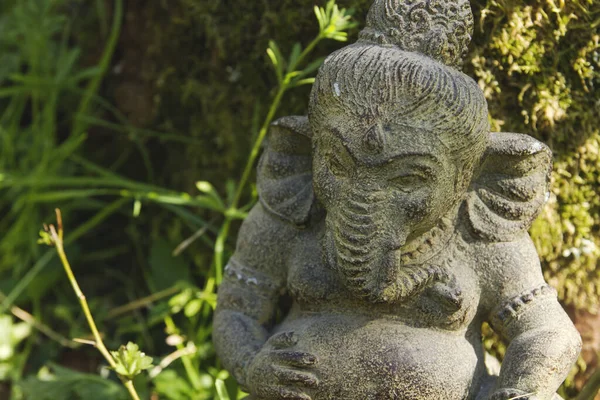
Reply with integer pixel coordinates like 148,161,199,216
269,312,484,400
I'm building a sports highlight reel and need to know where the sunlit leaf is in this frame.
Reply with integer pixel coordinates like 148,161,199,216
132,199,142,217
292,78,317,87
267,40,285,83
195,181,214,194
215,378,231,400
314,5,325,31
184,298,203,317
110,342,154,380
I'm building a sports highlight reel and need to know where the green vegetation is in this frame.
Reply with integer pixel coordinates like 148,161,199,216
0,0,598,399
0,0,355,398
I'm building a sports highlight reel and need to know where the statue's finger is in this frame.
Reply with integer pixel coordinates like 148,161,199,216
268,331,299,349
274,350,318,367
272,386,312,400
273,366,319,387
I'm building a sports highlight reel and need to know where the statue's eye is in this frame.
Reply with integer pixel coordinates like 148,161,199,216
328,154,348,177
389,174,427,193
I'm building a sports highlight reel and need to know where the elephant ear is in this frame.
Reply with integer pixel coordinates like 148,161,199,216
256,116,315,226
465,132,552,242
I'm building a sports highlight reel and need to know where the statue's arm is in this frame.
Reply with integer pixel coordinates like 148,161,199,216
213,203,293,389
478,235,581,400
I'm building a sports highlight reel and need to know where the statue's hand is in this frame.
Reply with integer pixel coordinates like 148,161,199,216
246,331,319,400
487,389,542,400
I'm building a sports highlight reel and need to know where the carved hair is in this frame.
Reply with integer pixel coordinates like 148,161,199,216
309,43,490,188
359,0,474,69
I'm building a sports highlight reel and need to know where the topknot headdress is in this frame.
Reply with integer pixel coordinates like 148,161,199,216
358,0,474,69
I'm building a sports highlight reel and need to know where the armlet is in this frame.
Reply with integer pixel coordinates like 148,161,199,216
218,258,284,324
223,257,282,294
491,283,557,329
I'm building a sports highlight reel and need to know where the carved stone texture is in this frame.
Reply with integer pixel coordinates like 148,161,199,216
213,0,582,399
359,0,474,69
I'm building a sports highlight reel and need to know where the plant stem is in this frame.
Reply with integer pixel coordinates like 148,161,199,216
164,316,203,391
148,343,197,379
47,209,143,400
212,30,327,281
213,84,288,279
49,213,116,369
295,35,323,70
230,84,287,210
124,381,141,400
1,195,128,313
105,285,181,319
577,367,600,400
213,218,231,285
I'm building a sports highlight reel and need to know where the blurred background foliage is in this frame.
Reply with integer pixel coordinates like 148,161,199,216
0,0,599,399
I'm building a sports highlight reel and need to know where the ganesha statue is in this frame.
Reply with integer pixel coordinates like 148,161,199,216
213,0,582,399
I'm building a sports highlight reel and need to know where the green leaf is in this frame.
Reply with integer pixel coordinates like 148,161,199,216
37,230,54,246
325,0,334,16
55,47,82,84
292,78,316,88
331,33,350,42
195,181,225,210
224,208,249,220
168,288,193,313
267,40,285,83
193,195,225,211
266,50,282,83
149,239,192,291
69,66,102,83
110,342,154,380
183,298,203,317
132,199,142,217
11,321,31,343
266,48,278,69
314,0,357,40
288,42,302,72
0,316,15,361
215,378,231,400
299,57,326,78
195,181,214,194
0,314,32,361
314,5,326,31
153,370,197,400
225,179,237,205
0,86,28,98
19,364,127,400
27,189,117,202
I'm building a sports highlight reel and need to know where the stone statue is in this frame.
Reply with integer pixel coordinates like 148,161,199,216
213,1,582,399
